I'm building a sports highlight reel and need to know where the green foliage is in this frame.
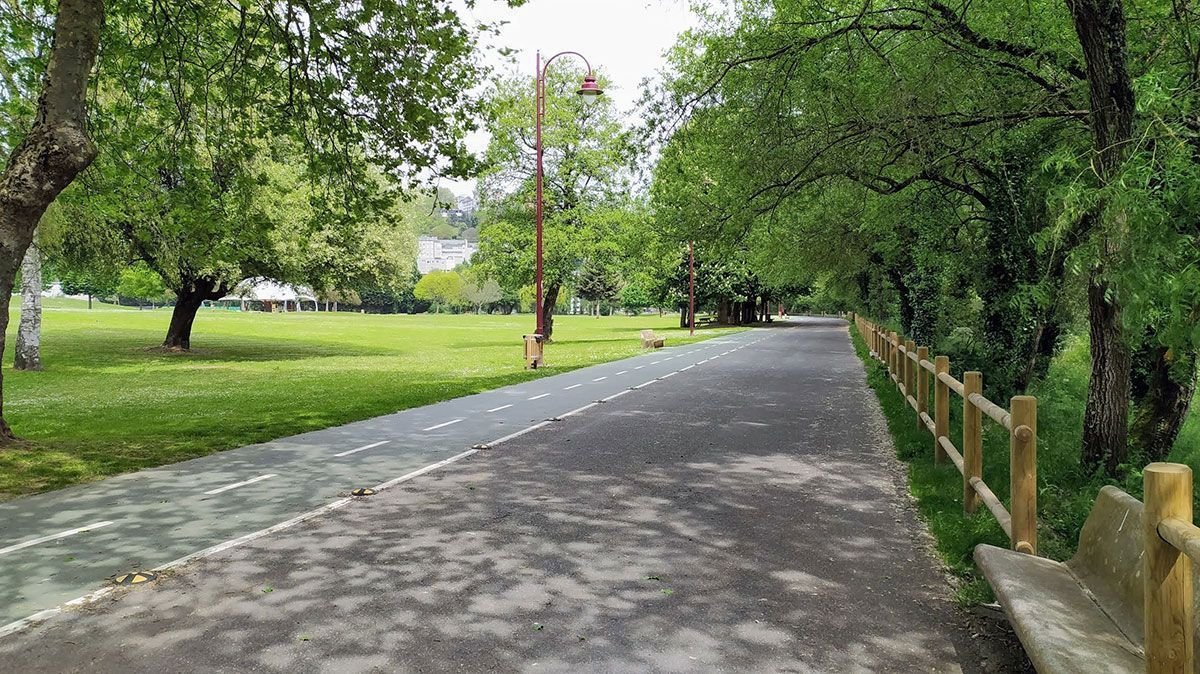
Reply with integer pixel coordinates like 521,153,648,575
413,270,465,312
460,277,502,312
115,264,170,303
575,259,622,303
473,66,672,330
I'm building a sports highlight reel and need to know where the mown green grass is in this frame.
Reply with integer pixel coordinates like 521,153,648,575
849,327,1200,604
0,298,742,500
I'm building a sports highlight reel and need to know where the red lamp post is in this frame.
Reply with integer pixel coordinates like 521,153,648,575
689,240,695,336
534,50,603,339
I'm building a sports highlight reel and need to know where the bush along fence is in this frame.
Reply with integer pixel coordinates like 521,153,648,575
853,314,1038,553
852,313,1200,673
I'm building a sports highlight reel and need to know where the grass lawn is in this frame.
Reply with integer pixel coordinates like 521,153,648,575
849,325,1200,604
0,298,742,500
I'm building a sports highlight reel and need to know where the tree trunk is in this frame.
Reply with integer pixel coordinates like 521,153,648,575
1068,0,1137,476
163,278,224,350
1130,345,1197,462
1082,275,1132,474
0,0,104,440
14,244,43,371
540,283,561,341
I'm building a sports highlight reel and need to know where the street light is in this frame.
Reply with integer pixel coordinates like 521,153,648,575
527,50,603,369
689,240,695,336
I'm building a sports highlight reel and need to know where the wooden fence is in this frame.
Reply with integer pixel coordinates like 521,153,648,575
853,314,1038,554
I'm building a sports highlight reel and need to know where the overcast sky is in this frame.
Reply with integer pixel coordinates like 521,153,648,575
444,0,698,196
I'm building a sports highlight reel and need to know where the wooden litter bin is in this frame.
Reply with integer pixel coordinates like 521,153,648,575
524,334,544,369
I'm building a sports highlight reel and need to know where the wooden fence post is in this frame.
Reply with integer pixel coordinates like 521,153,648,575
1144,463,1194,674
934,356,949,464
1010,395,1037,555
890,332,898,381
916,346,929,431
904,338,915,398
963,371,982,514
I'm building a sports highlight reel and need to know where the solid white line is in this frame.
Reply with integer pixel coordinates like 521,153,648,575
158,498,354,572
0,521,115,557
334,440,390,458
592,376,607,382
615,370,628,375
680,365,695,371
563,384,582,390
603,389,632,402
422,418,464,432
489,420,552,446
528,393,551,401
487,404,514,412
660,372,677,379
633,379,658,389
204,474,276,496
560,402,599,418
373,449,480,491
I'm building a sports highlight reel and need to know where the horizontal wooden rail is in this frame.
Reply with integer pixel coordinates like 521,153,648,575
971,476,1013,539
919,358,936,374
938,436,963,473
968,392,1012,430
1159,517,1200,566
920,411,935,434
937,372,963,396
906,394,918,411
907,350,918,362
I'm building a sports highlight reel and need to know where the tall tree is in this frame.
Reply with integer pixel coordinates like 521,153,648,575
475,67,635,340
14,242,42,370
0,0,104,439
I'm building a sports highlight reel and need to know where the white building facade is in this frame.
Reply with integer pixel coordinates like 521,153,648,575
417,237,478,273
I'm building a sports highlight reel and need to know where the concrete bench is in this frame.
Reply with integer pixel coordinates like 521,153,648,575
640,329,665,349
975,485,1176,673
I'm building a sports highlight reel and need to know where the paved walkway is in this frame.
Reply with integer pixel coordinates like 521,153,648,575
0,328,750,629
0,318,995,671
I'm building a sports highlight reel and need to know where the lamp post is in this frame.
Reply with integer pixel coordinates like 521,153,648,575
689,240,695,336
534,50,602,341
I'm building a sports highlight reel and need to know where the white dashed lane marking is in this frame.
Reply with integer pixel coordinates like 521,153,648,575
528,393,551,401
0,521,115,557
334,440,390,458
564,384,582,391
204,474,276,496
422,419,464,431
487,404,513,412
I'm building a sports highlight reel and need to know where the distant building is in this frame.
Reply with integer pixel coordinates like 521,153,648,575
417,236,478,273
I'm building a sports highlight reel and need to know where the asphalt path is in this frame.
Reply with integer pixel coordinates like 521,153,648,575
0,317,990,672
0,328,755,630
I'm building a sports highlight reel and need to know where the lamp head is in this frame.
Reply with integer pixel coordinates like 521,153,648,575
577,75,603,105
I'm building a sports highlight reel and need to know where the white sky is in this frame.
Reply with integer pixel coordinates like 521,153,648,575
444,0,698,196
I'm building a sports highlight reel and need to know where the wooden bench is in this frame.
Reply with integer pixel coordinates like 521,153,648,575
640,329,665,349
974,486,1154,672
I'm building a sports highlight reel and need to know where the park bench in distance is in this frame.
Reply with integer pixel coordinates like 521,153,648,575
640,329,665,349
